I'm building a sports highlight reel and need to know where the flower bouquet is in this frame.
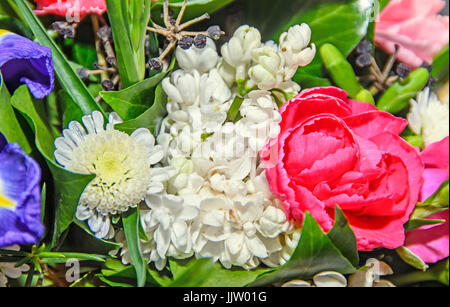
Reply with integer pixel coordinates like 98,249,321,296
0,0,448,288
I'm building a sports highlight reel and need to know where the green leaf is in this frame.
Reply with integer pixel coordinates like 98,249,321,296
15,0,105,117
292,57,332,89
251,211,357,286
105,0,150,88
100,70,170,121
73,219,122,252
101,258,170,286
70,273,104,287
115,83,168,135
169,258,215,287
431,44,449,83
38,251,107,263
169,257,271,287
0,15,32,38
122,207,150,287
0,72,31,153
72,43,98,69
151,0,236,25
327,206,359,267
60,89,84,128
405,180,449,232
10,86,95,249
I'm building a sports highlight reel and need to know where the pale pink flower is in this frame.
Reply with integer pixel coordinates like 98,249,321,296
405,137,449,263
375,0,449,68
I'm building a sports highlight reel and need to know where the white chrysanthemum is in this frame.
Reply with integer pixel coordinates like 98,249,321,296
0,245,29,287
54,111,166,239
407,87,449,146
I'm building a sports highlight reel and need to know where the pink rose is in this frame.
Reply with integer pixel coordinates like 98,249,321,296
374,0,449,68
262,87,424,251
405,137,449,263
33,0,106,19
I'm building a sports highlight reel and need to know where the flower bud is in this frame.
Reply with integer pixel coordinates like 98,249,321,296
279,24,316,79
217,58,236,88
175,37,219,73
220,25,262,81
248,46,284,90
162,70,201,106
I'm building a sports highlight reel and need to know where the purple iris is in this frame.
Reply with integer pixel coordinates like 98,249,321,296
0,30,54,99
0,132,44,248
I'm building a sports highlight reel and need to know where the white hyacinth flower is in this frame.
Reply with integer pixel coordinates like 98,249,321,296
142,194,199,270
162,69,231,110
248,46,285,90
279,24,316,80
217,58,236,88
175,38,219,73
0,245,29,287
237,90,282,154
162,69,202,107
54,111,167,239
221,25,262,81
407,87,449,147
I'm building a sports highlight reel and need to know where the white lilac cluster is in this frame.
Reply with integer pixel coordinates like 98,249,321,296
114,24,315,271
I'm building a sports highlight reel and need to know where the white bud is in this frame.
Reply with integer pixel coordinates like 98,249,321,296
217,58,236,88
248,46,284,90
221,25,262,81
162,70,201,106
175,38,219,73
279,23,316,80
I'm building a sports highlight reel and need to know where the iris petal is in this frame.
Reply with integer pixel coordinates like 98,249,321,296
0,31,54,99
0,133,43,248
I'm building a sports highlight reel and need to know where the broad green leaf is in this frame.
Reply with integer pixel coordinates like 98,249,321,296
151,0,236,25
293,58,332,88
169,259,273,287
0,73,31,153
251,212,357,286
15,0,105,117
100,70,170,121
279,0,374,55
327,206,359,267
60,89,84,128
115,83,167,135
169,258,215,287
10,86,94,249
